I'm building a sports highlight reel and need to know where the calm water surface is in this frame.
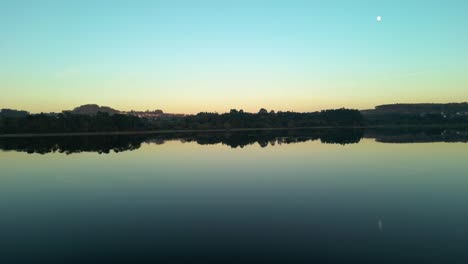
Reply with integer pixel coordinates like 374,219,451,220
0,130,467,263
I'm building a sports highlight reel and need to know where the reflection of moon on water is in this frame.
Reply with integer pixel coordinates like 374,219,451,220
378,219,383,231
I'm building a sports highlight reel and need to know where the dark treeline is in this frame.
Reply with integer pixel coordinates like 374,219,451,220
2,106,468,134
0,129,364,154
362,102,468,125
154,108,363,130
364,113,468,126
0,112,148,134
0,108,363,134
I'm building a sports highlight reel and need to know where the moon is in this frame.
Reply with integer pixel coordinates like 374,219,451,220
377,16,382,22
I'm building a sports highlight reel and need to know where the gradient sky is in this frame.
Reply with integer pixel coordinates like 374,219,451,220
1,0,467,113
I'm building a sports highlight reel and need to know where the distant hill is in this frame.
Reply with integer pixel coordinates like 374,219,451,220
0,109,29,118
361,103,468,125
362,103,468,116
69,104,121,115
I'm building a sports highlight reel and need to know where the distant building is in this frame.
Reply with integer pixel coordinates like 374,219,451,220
124,110,185,120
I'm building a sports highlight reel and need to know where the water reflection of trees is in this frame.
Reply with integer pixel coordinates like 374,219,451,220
0,136,143,155
0,129,363,154
0,128,467,154
365,128,468,143
158,129,363,148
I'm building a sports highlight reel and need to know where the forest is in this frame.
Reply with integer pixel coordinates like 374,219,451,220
0,108,363,134
2,106,468,134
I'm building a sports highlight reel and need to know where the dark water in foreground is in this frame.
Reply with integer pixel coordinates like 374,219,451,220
0,129,468,263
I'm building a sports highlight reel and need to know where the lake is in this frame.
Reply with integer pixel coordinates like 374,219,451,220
1,129,467,263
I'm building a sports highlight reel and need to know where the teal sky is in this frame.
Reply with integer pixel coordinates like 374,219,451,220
1,0,468,113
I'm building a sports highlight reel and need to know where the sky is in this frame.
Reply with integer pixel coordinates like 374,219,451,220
1,0,468,113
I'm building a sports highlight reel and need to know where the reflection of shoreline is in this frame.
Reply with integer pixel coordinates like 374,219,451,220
0,129,363,154
1,125,468,138
365,128,468,143
0,128,467,155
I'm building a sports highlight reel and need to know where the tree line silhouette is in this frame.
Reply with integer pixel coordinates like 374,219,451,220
364,113,468,126
0,112,147,134
2,107,468,135
0,109,363,134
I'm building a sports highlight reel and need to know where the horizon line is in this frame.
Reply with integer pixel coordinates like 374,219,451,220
2,101,468,115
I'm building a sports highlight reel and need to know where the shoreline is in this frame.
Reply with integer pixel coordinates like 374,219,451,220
0,125,467,138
